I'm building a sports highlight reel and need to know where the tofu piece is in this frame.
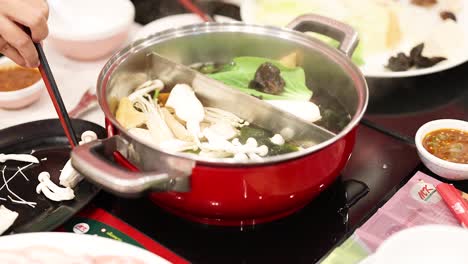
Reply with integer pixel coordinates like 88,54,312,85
0,205,18,235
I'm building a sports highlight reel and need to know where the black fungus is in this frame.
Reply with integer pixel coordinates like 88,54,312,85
249,62,285,95
409,43,425,59
440,11,457,21
386,52,413,71
410,43,447,68
413,54,447,68
386,43,446,72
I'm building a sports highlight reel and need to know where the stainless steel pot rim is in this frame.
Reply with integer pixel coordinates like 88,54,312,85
97,21,369,166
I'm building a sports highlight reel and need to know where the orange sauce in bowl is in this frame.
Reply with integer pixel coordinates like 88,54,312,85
423,128,468,164
0,65,41,92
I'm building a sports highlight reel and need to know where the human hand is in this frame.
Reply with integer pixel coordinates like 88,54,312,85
0,0,49,68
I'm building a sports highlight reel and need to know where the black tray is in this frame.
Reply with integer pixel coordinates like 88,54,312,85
0,119,105,234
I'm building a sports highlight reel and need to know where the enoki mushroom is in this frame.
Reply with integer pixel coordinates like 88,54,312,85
0,154,39,164
17,166,30,181
1,165,37,208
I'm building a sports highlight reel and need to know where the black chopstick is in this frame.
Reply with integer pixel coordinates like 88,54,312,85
35,42,79,148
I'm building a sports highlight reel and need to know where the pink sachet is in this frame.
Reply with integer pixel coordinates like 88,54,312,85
355,172,459,252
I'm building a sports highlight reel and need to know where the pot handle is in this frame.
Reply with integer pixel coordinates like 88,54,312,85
286,14,359,57
71,135,194,197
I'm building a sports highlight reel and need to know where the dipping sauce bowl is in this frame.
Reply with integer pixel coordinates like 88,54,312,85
0,57,44,110
416,119,468,180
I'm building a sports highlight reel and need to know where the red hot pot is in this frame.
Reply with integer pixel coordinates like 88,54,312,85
71,15,368,226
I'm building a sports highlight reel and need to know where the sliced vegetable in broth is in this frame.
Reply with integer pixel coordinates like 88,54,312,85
422,128,468,164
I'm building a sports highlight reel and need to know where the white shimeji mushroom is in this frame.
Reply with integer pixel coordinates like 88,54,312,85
159,139,198,153
200,128,269,160
207,121,238,141
160,107,193,142
233,153,249,162
265,100,321,123
204,107,249,128
128,79,164,101
36,172,75,202
270,134,285,145
60,131,98,188
165,84,205,142
135,94,175,145
80,131,98,144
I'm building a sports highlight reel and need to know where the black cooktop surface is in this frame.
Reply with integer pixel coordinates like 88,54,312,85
96,124,422,264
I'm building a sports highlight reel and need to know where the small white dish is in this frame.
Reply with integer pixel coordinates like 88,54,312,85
133,13,238,41
48,0,135,61
238,0,468,78
0,57,44,110
415,119,468,180
359,225,468,264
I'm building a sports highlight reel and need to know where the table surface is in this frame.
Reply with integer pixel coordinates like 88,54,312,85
1,1,467,263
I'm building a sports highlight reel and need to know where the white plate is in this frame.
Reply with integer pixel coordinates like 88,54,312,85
0,232,170,263
360,2,468,78
358,225,468,264
133,13,238,41
239,0,468,78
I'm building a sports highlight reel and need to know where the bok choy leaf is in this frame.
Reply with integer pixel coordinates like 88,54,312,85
207,57,313,100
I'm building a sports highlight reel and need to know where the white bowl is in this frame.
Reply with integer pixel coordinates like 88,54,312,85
133,14,237,42
48,0,135,61
0,57,45,109
415,119,468,180
360,225,468,264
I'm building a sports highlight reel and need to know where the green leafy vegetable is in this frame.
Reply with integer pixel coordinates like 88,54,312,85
310,33,365,66
184,149,201,155
207,57,313,100
239,126,273,145
347,42,365,66
238,126,298,156
269,143,299,156
153,89,160,101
